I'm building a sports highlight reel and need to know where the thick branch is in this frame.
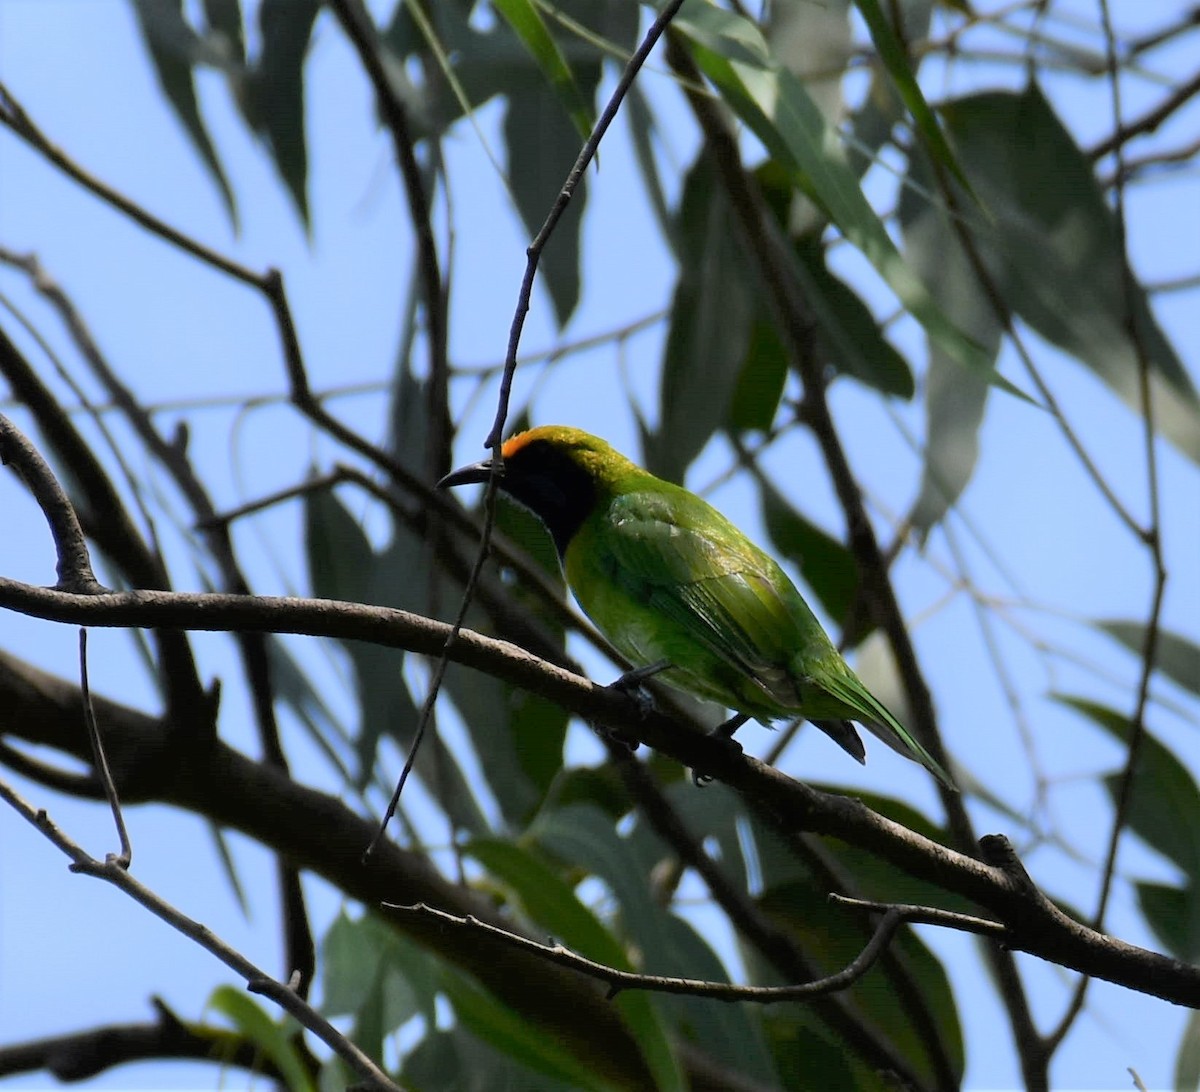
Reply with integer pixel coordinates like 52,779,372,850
1,599,1198,1008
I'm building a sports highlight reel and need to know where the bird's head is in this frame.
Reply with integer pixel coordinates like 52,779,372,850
437,425,634,556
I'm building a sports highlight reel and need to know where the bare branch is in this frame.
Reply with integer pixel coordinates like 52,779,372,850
77,629,131,867
0,412,100,593
386,902,907,1004
0,776,403,1092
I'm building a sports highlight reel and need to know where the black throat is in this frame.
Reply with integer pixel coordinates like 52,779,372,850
500,442,597,558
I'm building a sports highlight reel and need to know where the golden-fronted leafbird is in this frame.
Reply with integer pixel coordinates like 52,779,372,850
439,425,955,790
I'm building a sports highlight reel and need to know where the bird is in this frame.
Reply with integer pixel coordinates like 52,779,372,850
438,425,955,790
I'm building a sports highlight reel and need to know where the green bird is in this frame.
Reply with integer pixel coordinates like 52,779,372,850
439,425,955,790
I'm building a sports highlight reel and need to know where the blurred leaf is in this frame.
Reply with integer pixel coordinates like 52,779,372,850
532,804,776,1085
203,0,244,65
1056,695,1200,877
636,779,751,895
403,1023,579,1092
757,878,963,1087
1138,881,1200,965
1098,621,1200,699
321,910,438,1065
754,164,913,400
544,763,632,820
795,237,914,398
265,634,354,782
207,986,315,1092
1176,1007,1200,1091
504,78,593,326
764,1008,870,1090
728,316,788,432
304,485,488,827
674,2,1019,400
899,146,1003,536
440,970,612,1091
131,0,238,224
939,86,1200,462
207,823,250,917
844,0,935,178
625,83,676,250
649,153,756,483
492,0,594,142
757,479,862,629
776,791,979,917
466,839,683,1091
248,0,319,227
852,0,970,193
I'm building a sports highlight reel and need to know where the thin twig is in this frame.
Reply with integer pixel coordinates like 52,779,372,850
1042,0,1170,1058
385,901,905,1003
0,412,101,593
368,0,689,848
77,629,131,868
327,0,450,480
0,776,404,1092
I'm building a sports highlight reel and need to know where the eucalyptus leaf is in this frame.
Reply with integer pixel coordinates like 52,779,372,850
207,986,315,1092
650,153,756,482
247,0,319,227
1098,621,1200,699
939,86,1200,462
492,0,594,142
674,2,1017,399
899,146,1002,536
131,0,238,223
1055,695,1200,877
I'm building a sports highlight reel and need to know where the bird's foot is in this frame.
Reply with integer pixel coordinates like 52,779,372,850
600,660,672,752
693,716,747,785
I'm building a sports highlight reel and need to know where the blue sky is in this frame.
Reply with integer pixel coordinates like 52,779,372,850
2,2,1199,1089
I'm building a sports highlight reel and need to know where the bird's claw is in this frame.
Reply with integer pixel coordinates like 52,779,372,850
692,731,744,786
598,660,671,752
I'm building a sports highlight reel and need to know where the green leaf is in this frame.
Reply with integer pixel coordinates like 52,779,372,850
1138,882,1200,965
203,0,245,65
1055,696,1200,877
321,910,438,1062
1098,621,1200,699
531,804,777,1086
674,2,1018,400
757,479,862,629
207,823,250,917
649,152,756,482
402,1023,579,1092
207,986,316,1092
756,878,963,1087
939,86,1200,462
625,83,676,250
248,0,319,227
131,0,238,224
304,485,489,826
753,163,914,401
795,236,914,398
492,0,594,143
728,316,788,432
1175,1008,1200,1091
465,839,683,1092
504,79,593,326
851,0,970,192
440,970,613,1091
899,146,1003,536
843,0,935,179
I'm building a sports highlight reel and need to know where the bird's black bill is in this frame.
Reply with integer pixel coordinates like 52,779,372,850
437,461,497,490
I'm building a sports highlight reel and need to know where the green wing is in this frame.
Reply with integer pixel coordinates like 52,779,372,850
819,666,956,790
600,488,821,703
596,488,957,790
